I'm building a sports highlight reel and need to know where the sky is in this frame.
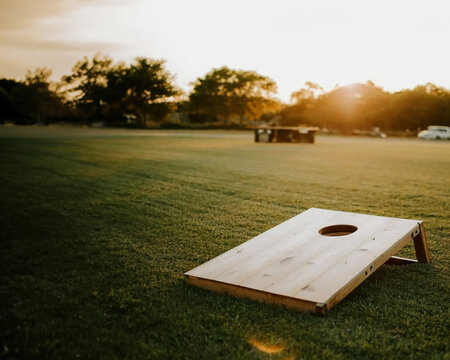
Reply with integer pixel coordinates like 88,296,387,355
0,0,449,102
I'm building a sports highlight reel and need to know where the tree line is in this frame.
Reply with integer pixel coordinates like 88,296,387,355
1,54,449,131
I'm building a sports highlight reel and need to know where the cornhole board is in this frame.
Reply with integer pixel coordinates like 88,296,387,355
184,208,430,315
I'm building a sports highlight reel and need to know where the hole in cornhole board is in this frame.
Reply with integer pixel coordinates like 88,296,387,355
319,224,358,236
184,208,430,315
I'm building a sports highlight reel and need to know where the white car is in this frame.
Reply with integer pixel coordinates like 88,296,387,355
418,126,450,140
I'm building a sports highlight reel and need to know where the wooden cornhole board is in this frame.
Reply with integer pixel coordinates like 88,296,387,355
184,208,430,315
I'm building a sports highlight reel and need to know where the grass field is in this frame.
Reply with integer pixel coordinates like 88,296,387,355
0,126,449,359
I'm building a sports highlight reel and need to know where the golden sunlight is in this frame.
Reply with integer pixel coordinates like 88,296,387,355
0,0,448,102
247,337,285,354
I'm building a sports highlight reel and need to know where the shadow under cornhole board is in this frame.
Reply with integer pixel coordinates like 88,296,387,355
184,208,430,315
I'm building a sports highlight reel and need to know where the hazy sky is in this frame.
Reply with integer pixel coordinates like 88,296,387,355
0,0,449,101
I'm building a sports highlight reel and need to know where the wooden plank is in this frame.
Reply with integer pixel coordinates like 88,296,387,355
185,275,324,315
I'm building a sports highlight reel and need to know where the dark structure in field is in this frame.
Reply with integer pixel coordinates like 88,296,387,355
254,126,319,143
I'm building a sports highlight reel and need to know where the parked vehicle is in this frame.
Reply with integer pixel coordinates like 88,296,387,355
418,126,450,140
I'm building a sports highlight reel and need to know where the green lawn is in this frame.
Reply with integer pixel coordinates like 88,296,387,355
0,126,449,359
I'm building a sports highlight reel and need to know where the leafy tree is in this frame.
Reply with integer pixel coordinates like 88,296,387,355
188,66,279,125
302,82,390,132
290,81,323,104
9,68,66,124
0,79,22,123
62,55,179,127
386,84,450,130
280,82,323,126
116,58,179,127
62,54,114,122
281,81,450,132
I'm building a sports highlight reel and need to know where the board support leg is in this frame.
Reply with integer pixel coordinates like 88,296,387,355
315,303,328,316
385,256,418,265
413,222,430,263
385,222,430,265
